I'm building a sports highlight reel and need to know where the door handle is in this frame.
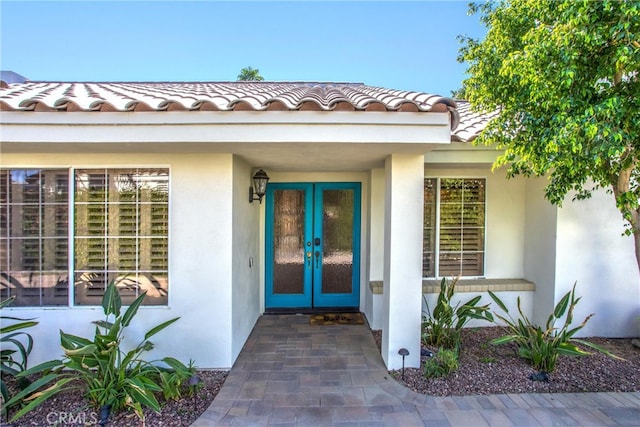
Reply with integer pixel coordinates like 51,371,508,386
314,250,320,268
306,251,312,267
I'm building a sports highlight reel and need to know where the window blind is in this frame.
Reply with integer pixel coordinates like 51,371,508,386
74,169,169,306
423,178,486,278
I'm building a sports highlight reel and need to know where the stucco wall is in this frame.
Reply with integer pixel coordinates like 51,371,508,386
423,166,527,279
231,158,262,360
422,290,533,329
523,177,558,328
1,153,236,369
555,187,640,337
368,165,533,331
365,168,385,329
382,154,424,369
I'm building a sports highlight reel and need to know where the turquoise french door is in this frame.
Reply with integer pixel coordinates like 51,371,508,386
265,183,361,309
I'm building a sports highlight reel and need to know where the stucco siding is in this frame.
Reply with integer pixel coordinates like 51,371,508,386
365,168,385,329
555,187,640,337
422,290,533,329
523,177,558,329
382,154,425,369
423,166,527,279
231,157,262,361
0,153,236,368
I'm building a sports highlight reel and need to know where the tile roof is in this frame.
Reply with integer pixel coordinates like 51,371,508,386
451,101,499,143
0,81,495,141
0,81,455,113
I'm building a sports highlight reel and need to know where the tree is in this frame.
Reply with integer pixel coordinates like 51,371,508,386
459,0,640,270
450,86,468,100
236,66,264,81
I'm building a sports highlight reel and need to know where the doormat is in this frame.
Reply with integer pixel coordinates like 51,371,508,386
309,313,365,325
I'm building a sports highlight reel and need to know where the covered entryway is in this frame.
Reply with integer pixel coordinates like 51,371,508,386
0,79,459,369
265,182,361,310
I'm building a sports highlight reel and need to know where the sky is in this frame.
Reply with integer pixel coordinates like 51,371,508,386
0,1,487,96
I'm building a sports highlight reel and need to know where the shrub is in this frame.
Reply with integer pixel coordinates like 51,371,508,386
7,279,189,423
0,296,38,422
422,276,493,351
488,282,619,373
423,348,459,378
157,358,199,401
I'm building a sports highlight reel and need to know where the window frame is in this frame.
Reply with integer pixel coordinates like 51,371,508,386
423,176,487,279
0,166,171,308
0,169,71,309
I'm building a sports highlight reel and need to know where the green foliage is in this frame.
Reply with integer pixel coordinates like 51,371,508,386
237,66,265,81
0,297,38,421
450,86,468,99
422,277,494,351
157,358,199,401
488,282,619,373
423,348,459,378
6,280,186,423
459,1,640,258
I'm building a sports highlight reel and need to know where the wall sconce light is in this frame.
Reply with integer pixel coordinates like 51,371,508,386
249,169,270,203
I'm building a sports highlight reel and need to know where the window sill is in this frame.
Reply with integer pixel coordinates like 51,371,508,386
369,278,535,295
370,281,384,295
423,278,535,293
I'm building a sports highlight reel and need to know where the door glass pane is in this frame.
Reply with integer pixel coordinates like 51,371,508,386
272,190,305,294
321,189,353,294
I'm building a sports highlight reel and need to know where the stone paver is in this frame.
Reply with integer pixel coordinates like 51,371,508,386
192,315,640,426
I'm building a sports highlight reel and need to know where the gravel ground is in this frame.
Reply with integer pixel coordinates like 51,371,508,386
2,370,228,427
4,327,639,426
374,327,640,396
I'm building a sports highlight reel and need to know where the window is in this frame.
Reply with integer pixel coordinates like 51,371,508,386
423,178,485,278
0,168,169,307
0,170,69,306
74,169,169,305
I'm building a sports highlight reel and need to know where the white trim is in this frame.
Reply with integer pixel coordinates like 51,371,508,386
0,111,449,126
68,167,75,307
1,124,452,145
0,111,453,146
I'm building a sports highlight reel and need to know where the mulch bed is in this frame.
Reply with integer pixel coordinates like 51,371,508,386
2,370,228,427
4,326,639,425
372,326,640,396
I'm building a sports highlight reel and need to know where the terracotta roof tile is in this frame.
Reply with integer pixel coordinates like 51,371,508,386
0,81,455,113
451,101,499,143
0,81,495,140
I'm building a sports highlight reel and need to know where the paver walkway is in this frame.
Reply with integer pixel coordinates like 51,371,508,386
193,315,640,426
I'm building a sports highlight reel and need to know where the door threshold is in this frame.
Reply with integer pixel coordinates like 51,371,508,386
264,307,360,315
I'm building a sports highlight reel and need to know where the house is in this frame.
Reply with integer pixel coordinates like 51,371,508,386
1,77,638,371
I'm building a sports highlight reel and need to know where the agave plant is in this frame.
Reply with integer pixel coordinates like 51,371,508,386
488,282,620,373
0,296,38,421
422,276,494,352
7,279,185,423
